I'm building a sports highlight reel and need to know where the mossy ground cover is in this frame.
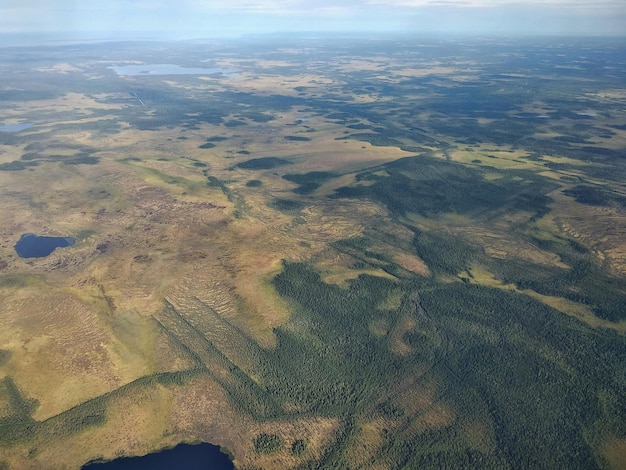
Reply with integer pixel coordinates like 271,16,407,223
0,36,624,470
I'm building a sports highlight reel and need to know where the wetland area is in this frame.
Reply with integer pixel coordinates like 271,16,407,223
0,35,624,469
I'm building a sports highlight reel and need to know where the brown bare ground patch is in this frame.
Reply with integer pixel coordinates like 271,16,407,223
315,250,396,287
339,59,390,71
166,374,253,459
585,89,626,101
235,416,341,470
448,147,538,170
216,72,336,97
600,437,626,470
542,155,591,167
391,251,430,276
551,192,626,276
0,143,28,164
408,401,456,436
395,376,440,416
136,159,209,182
316,172,360,196
597,127,626,150
323,268,397,287
480,232,569,269
389,314,417,357
344,419,389,468
0,287,123,420
369,317,390,338
393,66,459,77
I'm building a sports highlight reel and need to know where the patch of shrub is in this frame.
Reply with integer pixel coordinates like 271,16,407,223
291,439,307,456
254,433,284,454
236,157,291,170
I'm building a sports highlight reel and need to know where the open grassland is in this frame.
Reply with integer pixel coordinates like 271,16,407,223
0,37,624,469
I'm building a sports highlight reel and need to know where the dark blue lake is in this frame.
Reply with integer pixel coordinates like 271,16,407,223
81,443,234,470
14,233,75,258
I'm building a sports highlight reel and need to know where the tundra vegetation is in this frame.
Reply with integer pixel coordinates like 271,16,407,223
0,35,624,469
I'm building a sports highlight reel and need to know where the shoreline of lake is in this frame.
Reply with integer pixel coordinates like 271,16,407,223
81,442,234,470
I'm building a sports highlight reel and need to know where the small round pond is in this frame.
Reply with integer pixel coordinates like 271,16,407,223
14,233,75,258
81,443,234,470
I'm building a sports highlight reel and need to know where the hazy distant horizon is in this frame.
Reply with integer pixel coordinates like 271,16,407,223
0,29,624,49
1,1,625,39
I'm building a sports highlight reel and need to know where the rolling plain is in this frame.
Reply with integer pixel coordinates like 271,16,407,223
0,35,625,469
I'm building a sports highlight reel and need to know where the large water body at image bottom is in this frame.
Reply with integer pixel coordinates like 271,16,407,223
81,443,234,470
13,233,75,258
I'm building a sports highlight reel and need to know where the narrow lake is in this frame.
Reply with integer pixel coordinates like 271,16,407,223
0,122,33,132
81,443,234,470
14,233,75,258
109,64,236,76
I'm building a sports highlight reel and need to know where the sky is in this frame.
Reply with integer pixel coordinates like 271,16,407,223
1,0,625,38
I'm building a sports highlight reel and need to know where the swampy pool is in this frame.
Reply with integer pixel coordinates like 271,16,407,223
82,443,234,470
14,233,75,258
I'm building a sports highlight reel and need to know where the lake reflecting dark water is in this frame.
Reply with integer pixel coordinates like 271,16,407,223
14,233,75,258
81,443,234,470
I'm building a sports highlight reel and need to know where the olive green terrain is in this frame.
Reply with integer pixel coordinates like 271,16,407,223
0,36,624,469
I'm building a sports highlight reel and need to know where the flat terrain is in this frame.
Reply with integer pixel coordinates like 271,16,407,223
0,35,625,469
